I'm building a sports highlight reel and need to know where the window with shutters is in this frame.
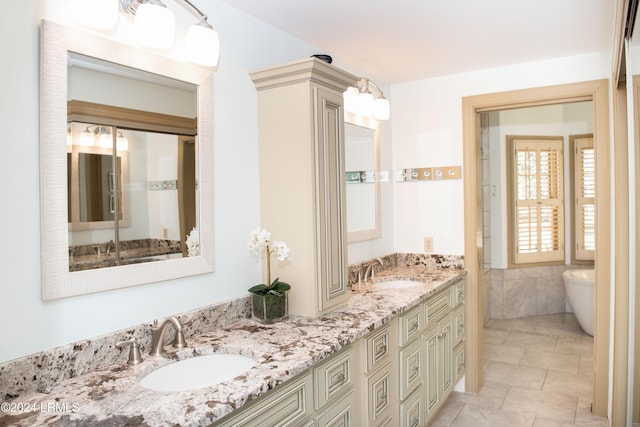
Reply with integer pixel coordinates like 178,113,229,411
507,136,564,265
571,135,595,262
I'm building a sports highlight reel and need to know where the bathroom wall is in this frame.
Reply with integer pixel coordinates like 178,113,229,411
0,0,392,364
391,53,610,256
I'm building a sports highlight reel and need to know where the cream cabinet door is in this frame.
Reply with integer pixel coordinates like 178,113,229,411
313,86,348,312
251,58,356,318
424,312,455,418
424,323,441,414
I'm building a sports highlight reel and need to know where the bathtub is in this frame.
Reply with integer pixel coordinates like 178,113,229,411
562,269,595,336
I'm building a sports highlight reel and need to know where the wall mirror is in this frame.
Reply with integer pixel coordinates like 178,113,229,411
41,20,214,300
344,113,381,242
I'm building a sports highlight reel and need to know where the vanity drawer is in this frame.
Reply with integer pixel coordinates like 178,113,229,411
454,278,465,307
398,305,423,347
315,389,356,427
314,346,354,410
215,371,312,427
399,388,424,427
424,286,453,326
399,338,422,401
363,325,392,374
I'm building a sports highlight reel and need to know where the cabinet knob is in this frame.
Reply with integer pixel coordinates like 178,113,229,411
375,343,387,358
411,366,420,376
409,321,419,333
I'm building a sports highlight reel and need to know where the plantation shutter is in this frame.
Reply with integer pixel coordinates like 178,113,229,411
575,136,595,261
510,137,564,264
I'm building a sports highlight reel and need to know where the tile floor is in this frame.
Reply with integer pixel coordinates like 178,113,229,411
428,313,609,427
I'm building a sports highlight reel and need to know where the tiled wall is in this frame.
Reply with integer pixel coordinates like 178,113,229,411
489,265,585,319
483,269,492,325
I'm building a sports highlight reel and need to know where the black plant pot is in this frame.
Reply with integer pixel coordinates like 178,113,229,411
251,292,288,324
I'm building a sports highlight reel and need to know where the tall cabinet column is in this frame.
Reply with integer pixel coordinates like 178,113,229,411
251,58,357,317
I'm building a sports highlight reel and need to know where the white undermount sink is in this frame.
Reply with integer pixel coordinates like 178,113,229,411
139,354,257,392
373,280,424,289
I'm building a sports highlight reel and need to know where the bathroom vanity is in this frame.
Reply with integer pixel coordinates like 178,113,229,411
0,264,465,427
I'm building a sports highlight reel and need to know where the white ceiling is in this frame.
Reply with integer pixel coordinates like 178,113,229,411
219,0,616,84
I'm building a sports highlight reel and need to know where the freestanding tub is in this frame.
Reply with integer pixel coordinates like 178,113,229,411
562,269,595,336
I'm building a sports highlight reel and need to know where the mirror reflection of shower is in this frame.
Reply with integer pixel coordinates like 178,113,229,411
67,122,197,271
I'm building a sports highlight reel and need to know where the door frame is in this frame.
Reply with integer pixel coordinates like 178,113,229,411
461,79,610,417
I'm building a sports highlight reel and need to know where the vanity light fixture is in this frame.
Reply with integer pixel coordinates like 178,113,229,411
76,125,129,151
344,78,390,121
73,0,220,67
121,0,220,67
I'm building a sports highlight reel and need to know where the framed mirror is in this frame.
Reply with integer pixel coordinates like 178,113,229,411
344,113,381,242
40,20,214,300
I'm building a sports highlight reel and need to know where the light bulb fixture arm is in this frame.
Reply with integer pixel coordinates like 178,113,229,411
358,78,385,98
179,0,212,28
121,0,210,25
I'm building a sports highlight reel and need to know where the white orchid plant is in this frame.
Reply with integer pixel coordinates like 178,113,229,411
186,227,200,257
247,227,291,296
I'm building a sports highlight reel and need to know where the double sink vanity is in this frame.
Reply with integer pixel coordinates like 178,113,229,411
17,18,470,427
0,260,465,427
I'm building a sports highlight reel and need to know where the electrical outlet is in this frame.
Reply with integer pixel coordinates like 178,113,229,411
424,237,433,252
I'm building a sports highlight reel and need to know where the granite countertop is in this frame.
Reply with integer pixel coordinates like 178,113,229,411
1,267,465,427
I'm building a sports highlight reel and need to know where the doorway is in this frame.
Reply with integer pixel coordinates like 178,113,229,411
461,79,610,417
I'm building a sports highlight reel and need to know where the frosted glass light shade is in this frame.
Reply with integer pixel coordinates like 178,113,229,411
72,0,119,30
135,3,175,49
374,97,390,120
343,87,359,113
98,133,113,149
117,134,129,151
79,130,95,147
359,92,375,117
187,24,220,67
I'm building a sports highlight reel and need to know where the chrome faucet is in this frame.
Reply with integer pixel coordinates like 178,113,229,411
363,258,384,282
105,240,115,255
149,316,187,356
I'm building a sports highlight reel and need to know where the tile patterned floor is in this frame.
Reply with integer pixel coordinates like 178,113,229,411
428,314,609,427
